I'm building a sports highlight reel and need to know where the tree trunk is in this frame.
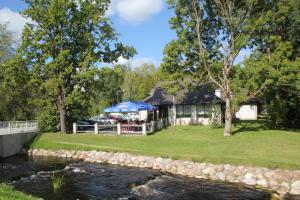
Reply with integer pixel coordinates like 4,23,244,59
59,107,67,133
224,97,232,136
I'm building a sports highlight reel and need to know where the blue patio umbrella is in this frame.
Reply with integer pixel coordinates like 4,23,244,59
103,101,157,113
103,105,121,113
135,101,158,111
116,101,141,112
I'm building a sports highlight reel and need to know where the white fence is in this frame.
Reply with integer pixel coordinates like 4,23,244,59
73,118,169,136
0,121,38,135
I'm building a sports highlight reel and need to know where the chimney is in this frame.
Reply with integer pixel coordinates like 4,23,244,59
215,89,222,98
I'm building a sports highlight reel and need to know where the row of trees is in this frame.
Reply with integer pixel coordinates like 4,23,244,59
0,0,131,132
0,0,299,135
0,8,160,133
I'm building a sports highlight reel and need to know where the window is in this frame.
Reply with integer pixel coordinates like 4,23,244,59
183,105,191,117
197,104,212,118
176,105,192,118
176,105,183,117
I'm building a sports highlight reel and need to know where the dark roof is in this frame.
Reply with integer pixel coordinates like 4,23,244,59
144,84,223,105
241,97,262,105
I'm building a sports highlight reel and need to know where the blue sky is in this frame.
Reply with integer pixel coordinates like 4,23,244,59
0,0,248,66
0,0,177,67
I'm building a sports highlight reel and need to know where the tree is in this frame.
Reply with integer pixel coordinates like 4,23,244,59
20,0,136,133
122,63,160,101
0,23,14,64
242,0,300,128
0,55,34,121
0,24,34,121
163,0,275,136
89,65,125,116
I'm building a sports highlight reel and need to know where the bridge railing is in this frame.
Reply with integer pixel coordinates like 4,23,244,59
0,121,38,134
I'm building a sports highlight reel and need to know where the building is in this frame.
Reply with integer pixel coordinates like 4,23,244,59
235,98,260,120
144,84,259,126
144,84,223,125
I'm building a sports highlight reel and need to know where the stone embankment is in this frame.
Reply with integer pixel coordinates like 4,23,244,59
28,149,300,199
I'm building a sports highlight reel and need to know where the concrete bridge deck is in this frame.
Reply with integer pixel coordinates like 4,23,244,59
0,121,38,158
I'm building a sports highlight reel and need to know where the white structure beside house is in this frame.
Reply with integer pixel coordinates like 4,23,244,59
235,104,258,120
214,89,259,121
144,84,259,126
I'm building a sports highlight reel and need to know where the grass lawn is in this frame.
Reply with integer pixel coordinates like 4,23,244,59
31,121,300,170
0,184,37,200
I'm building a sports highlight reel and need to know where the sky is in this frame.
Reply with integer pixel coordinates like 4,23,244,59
0,0,248,67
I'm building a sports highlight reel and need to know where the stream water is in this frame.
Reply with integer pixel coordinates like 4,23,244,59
0,154,274,200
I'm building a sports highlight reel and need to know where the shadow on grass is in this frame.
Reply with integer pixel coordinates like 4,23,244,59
232,120,272,135
147,125,170,136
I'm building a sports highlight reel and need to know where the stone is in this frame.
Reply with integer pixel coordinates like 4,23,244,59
215,172,226,181
242,173,256,186
256,179,268,188
203,167,214,176
277,182,290,194
290,181,300,195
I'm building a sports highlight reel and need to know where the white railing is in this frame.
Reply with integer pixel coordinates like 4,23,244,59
0,121,38,134
73,118,169,136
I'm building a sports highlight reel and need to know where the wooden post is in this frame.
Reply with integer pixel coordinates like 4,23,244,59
117,123,121,135
95,123,99,134
73,123,77,134
142,123,147,135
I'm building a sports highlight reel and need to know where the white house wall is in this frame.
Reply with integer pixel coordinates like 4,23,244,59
235,105,257,120
168,104,221,126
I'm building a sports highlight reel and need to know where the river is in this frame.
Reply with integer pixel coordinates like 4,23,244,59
0,154,273,200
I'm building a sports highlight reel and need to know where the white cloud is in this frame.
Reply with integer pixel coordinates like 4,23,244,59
0,7,32,40
115,56,130,65
114,56,157,67
107,0,163,23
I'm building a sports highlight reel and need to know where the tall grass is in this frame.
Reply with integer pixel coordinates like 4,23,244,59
51,172,64,192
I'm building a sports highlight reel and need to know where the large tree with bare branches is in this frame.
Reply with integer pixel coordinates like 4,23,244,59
163,0,275,136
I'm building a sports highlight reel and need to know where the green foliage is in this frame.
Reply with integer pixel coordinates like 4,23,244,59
89,65,125,115
19,0,135,132
210,103,223,128
51,172,64,192
0,24,35,121
37,104,59,132
0,184,38,200
122,63,160,101
242,0,300,129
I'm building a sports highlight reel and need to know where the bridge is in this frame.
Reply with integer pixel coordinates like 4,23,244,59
0,121,38,158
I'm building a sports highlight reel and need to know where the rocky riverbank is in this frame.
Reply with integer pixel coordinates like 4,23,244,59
28,149,300,199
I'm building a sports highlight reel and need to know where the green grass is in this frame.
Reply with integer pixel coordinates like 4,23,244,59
31,121,300,170
0,184,38,200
